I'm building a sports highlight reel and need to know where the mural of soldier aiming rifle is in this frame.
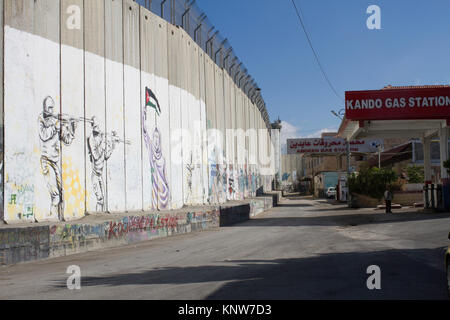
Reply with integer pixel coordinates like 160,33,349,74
39,96,89,221
87,116,130,212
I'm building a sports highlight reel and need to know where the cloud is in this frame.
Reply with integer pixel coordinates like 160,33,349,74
305,127,338,138
280,121,301,154
280,121,301,142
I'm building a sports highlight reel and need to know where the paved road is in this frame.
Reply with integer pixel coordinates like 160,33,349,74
1,197,449,300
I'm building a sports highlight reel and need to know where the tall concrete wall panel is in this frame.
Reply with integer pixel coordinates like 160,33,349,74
244,96,250,198
224,73,234,201
184,39,203,205
204,55,219,204
229,81,237,200
105,0,126,213
4,0,61,223
123,0,142,212
179,30,191,206
236,89,245,200
140,6,155,212
248,102,257,197
281,154,302,184
84,0,106,214
153,16,171,211
214,66,226,204
167,25,183,209
141,11,171,211
61,0,86,221
198,50,208,204
0,0,3,221
204,56,216,131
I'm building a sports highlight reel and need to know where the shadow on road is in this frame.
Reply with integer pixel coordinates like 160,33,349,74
278,203,314,208
237,212,450,228
310,206,355,212
56,247,448,299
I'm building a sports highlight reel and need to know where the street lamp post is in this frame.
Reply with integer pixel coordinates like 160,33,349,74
346,139,351,208
331,108,352,208
378,144,382,169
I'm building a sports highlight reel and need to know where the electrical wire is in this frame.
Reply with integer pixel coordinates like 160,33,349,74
290,0,343,101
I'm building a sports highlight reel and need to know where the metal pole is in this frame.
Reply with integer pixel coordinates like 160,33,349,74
378,145,381,169
347,139,351,207
214,39,227,66
243,77,252,93
182,1,195,30
194,13,206,43
161,0,167,18
223,48,233,70
238,69,247,87
234,62,243,82
170,0,175,25
206,30,219,57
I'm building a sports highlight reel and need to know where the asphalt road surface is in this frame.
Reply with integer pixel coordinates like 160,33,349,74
1,196,449,300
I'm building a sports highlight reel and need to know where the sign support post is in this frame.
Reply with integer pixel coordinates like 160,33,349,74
346,139,351,207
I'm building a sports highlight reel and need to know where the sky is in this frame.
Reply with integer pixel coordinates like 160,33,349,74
195,0,450,148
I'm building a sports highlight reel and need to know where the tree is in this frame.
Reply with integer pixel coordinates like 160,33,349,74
349,167,399,200
405,166,424,184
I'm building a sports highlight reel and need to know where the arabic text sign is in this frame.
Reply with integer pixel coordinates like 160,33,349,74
346,87,450,121
287,138,381,155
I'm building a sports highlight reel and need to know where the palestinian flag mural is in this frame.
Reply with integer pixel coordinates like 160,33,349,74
145,87,161,116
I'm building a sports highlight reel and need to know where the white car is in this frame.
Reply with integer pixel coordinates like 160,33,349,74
326,187,337,199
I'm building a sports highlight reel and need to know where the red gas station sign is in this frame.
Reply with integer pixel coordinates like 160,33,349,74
346,87,450,121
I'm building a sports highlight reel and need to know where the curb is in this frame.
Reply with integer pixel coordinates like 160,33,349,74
0,196,275,266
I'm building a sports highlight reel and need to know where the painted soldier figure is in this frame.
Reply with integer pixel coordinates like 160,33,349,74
39,96,77,221
87,117,117,213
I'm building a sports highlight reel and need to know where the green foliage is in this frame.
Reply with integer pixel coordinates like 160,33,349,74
349,167,399,200
405,166,424,184
444,159,450,175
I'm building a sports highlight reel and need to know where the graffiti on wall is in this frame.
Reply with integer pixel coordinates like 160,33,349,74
48,211,219,246
221,163,227,203
87,117,129,213
208,146,227,204
252,171,257,196
227,164,235,200
238,167,245,200
185,151,194,204
143,87,170,210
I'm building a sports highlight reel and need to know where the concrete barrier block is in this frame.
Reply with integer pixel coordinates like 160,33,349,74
0,226,50,265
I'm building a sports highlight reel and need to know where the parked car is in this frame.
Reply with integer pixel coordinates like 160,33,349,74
326,187,337,199
446,232,450,296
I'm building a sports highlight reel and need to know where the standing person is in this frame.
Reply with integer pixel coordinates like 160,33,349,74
39,96,78,221
384,188,393,213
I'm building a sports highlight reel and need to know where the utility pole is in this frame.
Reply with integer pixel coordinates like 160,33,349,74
346,139,351,207
378,144,382,169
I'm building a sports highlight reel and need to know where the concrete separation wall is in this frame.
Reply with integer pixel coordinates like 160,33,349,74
0,1,275,225
0,196,275,266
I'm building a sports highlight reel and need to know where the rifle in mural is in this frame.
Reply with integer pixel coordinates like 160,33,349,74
107,131,132,146
44,112,95,125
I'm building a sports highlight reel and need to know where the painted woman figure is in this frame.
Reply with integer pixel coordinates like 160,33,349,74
143,87,170,210
150,128,170,210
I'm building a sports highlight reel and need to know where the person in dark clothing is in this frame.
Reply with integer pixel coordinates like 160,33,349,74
384,189,393,213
